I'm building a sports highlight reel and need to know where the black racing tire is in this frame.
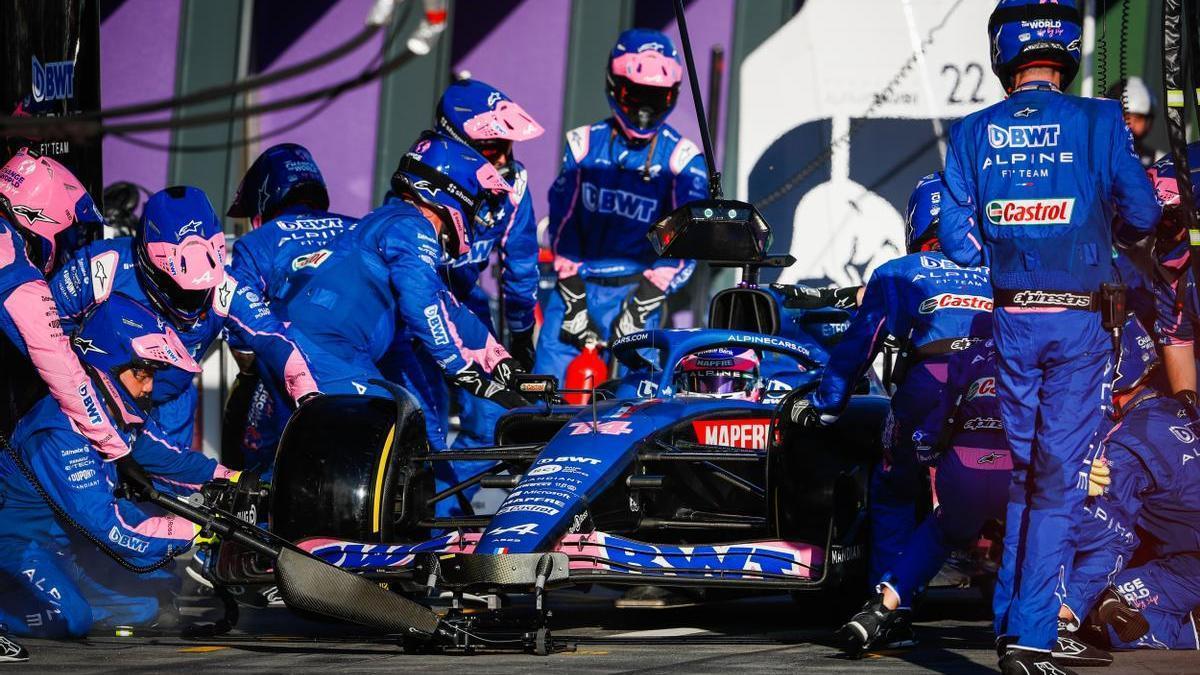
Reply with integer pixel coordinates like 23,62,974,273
270,391,428,543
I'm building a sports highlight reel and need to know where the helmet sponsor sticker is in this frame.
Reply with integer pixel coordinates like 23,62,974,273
691,418,772,450
985,198,1075,225
918,293,993,313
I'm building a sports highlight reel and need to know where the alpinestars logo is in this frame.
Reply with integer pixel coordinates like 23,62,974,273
413,180,440,197
72,337,108,355
917,293,993,314
987,123,1061,148
985,198,1075,225
10,204,59,227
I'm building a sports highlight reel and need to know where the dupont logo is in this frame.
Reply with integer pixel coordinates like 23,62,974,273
987,123,1061,148
918,294,993,314
985,198,1075,225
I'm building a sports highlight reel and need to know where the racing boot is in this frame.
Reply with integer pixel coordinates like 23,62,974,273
1095,586,1149,643
999,648,1077,675
0,632,29,663
837,594,916,658
1052,621,1113,667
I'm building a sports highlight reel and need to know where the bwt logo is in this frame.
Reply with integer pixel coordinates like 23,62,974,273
581,184,657,223
423,305,449,345
31,56,75,103
987,123,1061,149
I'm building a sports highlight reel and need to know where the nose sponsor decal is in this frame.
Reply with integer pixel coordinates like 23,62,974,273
691,418,772,450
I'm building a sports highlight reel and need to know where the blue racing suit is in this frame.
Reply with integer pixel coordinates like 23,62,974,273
430,160,539,450
881,339,1011,607
535,119,709,380
47,238,321,453
0,397,196,638
940,83,1161,651
1063,391,1200,650
811,251,992,585
226,207,372,473
286,196,512,517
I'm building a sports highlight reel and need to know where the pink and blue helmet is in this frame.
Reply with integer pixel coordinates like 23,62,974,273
72,293,200,427
390,130,512,257
1147,141,1200,212
675,348,761,401
0,147,102,274
435,79,544,165
905,172,944,255
135,186,227,329
988,0,1082,91
227,143,329,226
606,28,684,140
1112,314,1158,395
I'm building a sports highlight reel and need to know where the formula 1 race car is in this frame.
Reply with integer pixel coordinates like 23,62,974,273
200,200,887,652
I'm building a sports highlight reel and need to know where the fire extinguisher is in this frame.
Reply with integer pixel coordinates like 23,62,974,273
563,340,607,405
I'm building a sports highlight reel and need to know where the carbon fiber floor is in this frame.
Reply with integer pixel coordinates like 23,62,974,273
15,588,1196,673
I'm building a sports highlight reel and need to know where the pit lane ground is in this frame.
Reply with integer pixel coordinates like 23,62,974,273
15,587,1195,673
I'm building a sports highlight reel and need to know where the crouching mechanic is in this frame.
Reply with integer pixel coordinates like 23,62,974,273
1057,316,1200,654
937,2,1160,670
48,186,321,456
419,78,542,449
224,143,369,474
284,132,528,517
536,28,708,380
840,339,1011,656
792,173,993,640
0,294,205,639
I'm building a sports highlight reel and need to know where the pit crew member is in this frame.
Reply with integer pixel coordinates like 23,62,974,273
48,186,321,455
793,173,994,609
936,2,1160,670
0,148,130,461
840,339,1011,657
536,28,709,380
1058,316,1200,652
0,294,203,638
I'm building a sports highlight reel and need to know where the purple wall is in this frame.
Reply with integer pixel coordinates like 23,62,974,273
661,0,734,171
255,0,384,216
99,0,181,191
452,0,570,222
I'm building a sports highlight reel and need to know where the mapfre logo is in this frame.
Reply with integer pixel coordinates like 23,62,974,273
691,418,772,450
985,198,1075,225
918,293,993,314
987,124,1060,148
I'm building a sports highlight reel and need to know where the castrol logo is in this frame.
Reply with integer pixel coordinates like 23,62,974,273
985,198,1075,225
965,377,997,400
917,294,993,314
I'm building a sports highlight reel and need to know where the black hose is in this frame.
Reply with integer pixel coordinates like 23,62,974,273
1097,0,1109,96
0,433,191,574
1119,0,1129,113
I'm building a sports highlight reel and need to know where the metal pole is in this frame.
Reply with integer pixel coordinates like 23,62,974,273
673,0,723,199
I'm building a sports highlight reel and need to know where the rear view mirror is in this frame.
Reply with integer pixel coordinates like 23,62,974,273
647,199,772,263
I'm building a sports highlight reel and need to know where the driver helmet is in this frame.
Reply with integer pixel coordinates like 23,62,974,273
390,130,512,258
435,78,544,169
227,143,329,227
606,28,684,140
134,186,226,330
1112,314,1159,396
905,172,944,254
988,0,1082,91
0,147,103,275
674,348,761,401
72,293,200,428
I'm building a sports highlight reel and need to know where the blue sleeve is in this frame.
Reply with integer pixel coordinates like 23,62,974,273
672,149,709,209
812,269,892,415
132,419,220,487
25,428,193,565
219,266,319,400
938,121,984,268
382,218,499,375
45,246,99,327
230,233,269,300
548,146,583,265
500,169,540,332
1106,103,1161,239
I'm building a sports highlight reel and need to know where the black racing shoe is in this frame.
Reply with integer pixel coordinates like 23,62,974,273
837,595,915,658
1053,625,1113,667
1096,587,1150,644
0,633,29,663
999,648,1077,675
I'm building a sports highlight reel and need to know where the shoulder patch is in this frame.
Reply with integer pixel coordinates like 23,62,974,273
566,125,591,163
213,275,237,318
510,166,529,205
669,138,702,176
90,250,120,303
